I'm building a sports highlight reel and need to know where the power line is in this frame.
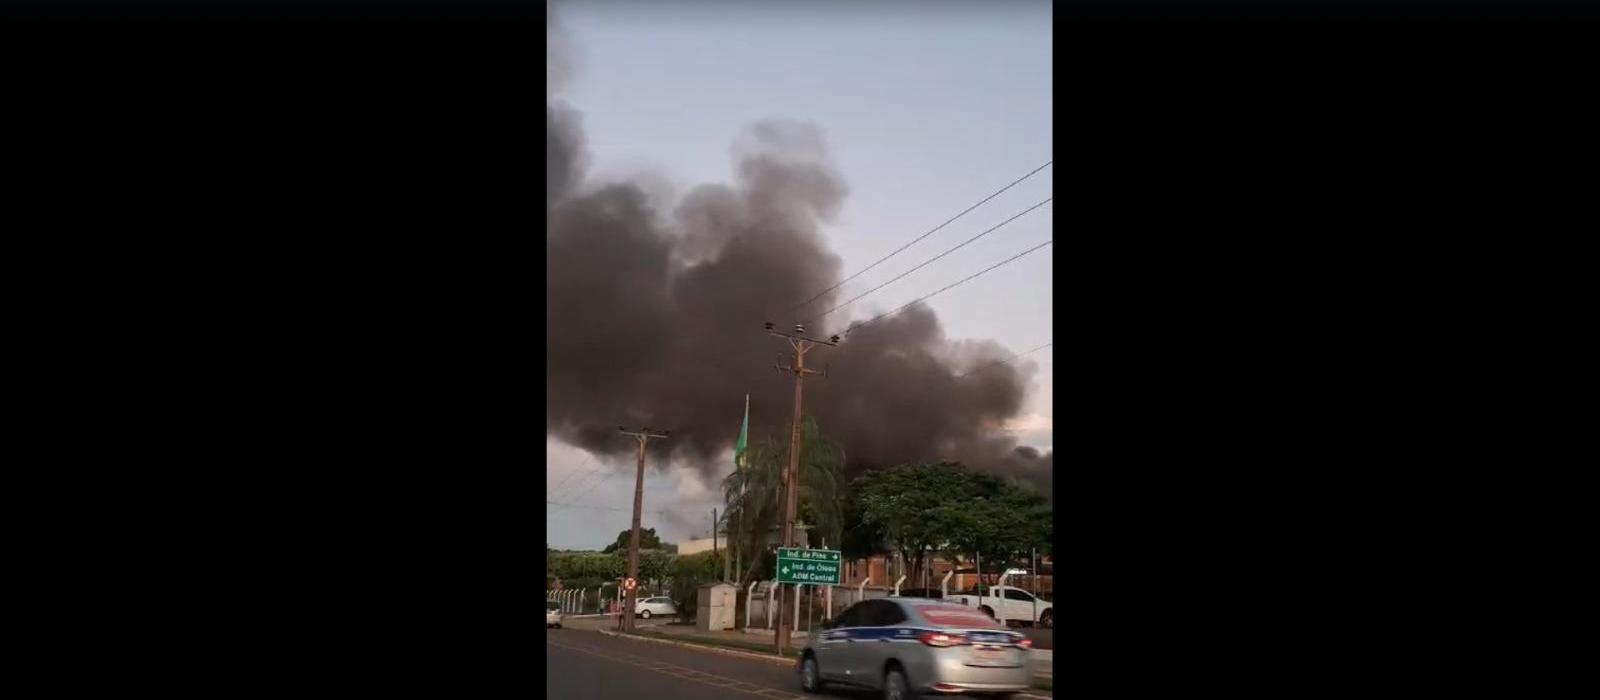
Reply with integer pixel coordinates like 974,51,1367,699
958,342,1053,378
547,452,596,496
550,461,602,504
558,465,617,506
807,197,1052,323
553,454,619,505
840,238,1054,337
788,160,1052,313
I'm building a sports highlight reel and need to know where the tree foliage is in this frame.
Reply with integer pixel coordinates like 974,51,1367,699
721,416,845,583
852,462,1050,581
639,549,675,585
546,547,678,594
668,550,725,622
602,527,667,554
840,487,891,562
546,550,624,591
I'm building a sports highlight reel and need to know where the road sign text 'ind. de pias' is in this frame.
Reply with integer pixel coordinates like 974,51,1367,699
776,548,842,585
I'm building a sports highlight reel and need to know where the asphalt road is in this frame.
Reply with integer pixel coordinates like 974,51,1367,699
548,623,1044,700
547,625,813,700
1019,626,1053,650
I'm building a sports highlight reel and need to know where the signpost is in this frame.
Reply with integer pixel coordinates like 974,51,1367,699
616,577,639,630
776,548,842,586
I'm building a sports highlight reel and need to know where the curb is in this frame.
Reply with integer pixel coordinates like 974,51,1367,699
596,628,796,668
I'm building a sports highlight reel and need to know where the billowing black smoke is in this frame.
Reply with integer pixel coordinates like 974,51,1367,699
546,12,1052,497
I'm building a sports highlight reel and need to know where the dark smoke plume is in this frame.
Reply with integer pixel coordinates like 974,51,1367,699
545,12,1052,496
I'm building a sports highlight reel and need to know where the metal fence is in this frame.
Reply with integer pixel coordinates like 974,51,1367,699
547,588,608,615
741,582,894,632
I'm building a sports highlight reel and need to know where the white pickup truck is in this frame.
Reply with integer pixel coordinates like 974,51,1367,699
945,585,1053,628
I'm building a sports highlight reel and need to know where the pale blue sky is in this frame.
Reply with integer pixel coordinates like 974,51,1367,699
549,1,1052,550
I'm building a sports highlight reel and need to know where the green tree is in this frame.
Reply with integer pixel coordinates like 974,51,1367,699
668,550,725,622
547,550,626,584
854,463,980,586
983,481,1049,570
639,549,675,589
840,488,890,563
853,462,1051,589
934,476,1050,587
721,416,846,583
602,527,666,554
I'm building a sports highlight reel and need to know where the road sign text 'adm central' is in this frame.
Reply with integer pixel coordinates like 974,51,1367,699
776,548,842,585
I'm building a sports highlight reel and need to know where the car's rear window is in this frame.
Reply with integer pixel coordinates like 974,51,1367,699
912,604,1003,629
547,602,560,611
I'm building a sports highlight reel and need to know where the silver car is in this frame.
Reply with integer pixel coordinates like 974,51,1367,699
799,597,1033,698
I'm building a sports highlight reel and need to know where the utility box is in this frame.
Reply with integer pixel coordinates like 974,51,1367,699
697,582,738,632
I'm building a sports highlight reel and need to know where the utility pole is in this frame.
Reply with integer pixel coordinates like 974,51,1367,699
618,426,669,633
764,321,838,655
733,393,749,587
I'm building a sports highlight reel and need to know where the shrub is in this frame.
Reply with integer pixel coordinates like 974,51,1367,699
668,550,725,622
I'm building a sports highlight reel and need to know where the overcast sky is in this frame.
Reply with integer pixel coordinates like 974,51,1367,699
548,0,1052,550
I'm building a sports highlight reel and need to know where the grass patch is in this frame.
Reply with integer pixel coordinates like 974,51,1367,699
1033,676,1053,691
627,628,803,659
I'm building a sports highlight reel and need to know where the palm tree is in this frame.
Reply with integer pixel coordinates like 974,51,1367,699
722,416,845,584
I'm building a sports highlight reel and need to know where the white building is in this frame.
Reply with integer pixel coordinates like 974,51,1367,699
677,536,718,556
679,523,813,557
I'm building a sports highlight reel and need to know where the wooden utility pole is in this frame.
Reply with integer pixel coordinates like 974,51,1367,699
765,321,837,655
619,427,669,633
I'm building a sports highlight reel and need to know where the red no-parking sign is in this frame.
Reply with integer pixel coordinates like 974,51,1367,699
623,577,637,592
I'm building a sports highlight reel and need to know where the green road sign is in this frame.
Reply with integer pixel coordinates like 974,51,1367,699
776,547,842,585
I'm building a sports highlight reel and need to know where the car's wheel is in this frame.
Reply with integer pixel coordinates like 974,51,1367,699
800,655,824,693
640,609,652,619
883,664,917,700
555,624,562,629
979,605,995,619
1039,610,1053,628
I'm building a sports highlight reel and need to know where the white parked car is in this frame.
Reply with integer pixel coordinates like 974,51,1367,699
546,601,563,628
634,596,677,619
946,585,1054,628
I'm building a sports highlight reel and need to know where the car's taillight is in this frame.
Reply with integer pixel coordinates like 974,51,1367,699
1017,638,1033,649
919,632,968,647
